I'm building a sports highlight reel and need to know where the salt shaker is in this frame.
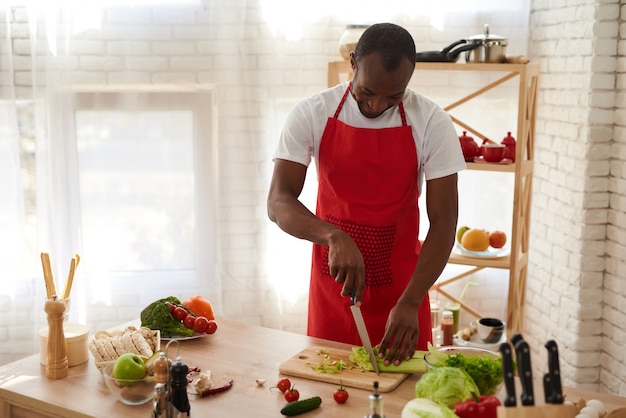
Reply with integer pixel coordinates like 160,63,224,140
364,381,385,418
44,295,68,379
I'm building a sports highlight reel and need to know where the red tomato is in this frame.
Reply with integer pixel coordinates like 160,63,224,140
333,382,349,404
275,378,291,393
183,314,196,329
205,320,218,335
193,316,209,333
172,306,188,321
284,386,299,402
166,302,176,313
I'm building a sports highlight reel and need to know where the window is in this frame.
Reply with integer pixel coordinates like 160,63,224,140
52,88,217,294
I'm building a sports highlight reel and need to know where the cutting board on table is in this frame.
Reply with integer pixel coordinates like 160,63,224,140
278,346,411,393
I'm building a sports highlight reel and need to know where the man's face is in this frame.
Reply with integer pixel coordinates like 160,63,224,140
349,52,414,119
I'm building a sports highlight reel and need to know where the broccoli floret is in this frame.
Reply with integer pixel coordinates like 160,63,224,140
140,296,194,337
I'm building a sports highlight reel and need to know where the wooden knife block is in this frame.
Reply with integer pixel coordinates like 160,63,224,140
497,404,576,418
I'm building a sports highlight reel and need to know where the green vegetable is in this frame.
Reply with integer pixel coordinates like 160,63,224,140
426,344,503,395
401,398,458,418
280,396,322,416
308,349,347,374
414,366,479,408
140,296,194,337
349,347,427,374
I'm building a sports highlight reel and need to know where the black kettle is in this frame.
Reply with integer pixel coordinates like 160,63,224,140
415,39,480,63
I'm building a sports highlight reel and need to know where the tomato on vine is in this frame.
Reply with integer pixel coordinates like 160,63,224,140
272,378,291,393
284,386,300,402
333,381,349,404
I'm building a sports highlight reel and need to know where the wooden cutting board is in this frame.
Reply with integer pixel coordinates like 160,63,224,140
278,346,411,393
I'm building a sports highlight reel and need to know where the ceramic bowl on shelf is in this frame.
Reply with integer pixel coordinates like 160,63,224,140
101,362,156,406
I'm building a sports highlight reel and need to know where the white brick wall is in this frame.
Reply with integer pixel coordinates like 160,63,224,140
528,0,626,396
3,0,625,397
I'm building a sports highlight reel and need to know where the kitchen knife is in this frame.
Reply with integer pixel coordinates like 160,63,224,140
499,342,517,407
514,338,534,406
350,289,380,375
545,339,563,403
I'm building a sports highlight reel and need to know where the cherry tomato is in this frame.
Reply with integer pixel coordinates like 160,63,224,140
284,386,299,402
205,320,218,335
172,306,188,321
166,302,176,313
183,314,196,329
274,378,291,393
333,381,349,404
194,316,209,333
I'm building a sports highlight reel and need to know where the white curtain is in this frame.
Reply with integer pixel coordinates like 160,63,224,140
0,0,529,365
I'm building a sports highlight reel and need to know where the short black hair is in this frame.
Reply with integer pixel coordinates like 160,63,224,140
354,23,416,71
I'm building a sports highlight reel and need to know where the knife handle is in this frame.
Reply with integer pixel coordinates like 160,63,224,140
545,339,563,404
510,333,524,347
499,342,516,407
515,340,534,406
543,373,551,403
349,288,355,306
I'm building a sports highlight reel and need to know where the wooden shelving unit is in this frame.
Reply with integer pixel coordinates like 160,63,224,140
328,60,540,335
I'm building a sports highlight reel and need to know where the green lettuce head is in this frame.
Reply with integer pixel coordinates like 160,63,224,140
401,398,458,418
414,366,479,409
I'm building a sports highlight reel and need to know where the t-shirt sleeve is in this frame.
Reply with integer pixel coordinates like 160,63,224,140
272,99,317,167
422,108,466,181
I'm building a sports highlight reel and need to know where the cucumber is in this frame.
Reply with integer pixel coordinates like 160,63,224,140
280,396,322,416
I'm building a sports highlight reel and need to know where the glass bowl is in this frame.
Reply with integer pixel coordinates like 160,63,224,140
101,362,157,406
424,346,503,396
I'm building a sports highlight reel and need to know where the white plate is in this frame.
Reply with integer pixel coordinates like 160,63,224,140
161,333,208,341
453,330,506,350
453,242,510,259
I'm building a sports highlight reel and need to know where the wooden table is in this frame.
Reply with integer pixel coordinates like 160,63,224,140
1,319,625,417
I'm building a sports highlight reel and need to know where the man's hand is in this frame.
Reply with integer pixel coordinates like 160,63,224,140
327,231,365,305
377,301,420,365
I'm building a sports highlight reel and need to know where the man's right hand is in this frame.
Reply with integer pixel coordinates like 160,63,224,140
327,231,365,305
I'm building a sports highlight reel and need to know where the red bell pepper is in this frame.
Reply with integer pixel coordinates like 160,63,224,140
454,393,501,418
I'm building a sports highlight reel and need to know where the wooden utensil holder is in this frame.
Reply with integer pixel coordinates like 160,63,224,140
497,404,576,418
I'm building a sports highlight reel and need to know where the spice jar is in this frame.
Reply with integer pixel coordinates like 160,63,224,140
338,24,369,60
441,310,454,346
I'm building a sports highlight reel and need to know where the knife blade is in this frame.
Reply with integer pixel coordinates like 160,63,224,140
350,289,379,375
514,338,534,406
499,342,516,407
544,339,563,403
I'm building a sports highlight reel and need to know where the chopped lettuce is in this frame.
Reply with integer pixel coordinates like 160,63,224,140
426,344,503,395
307,349,347,374
401,398,458,418
415,366,479,408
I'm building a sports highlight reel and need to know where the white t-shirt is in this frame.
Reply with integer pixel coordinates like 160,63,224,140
273,82,466,196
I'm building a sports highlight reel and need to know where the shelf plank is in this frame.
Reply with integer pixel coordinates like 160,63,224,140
448,252,510,268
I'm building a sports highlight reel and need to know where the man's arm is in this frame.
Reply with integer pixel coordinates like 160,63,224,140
378,173,459,364
267,159,366,301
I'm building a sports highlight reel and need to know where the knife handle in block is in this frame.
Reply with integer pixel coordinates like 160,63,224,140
499,342,516,407
514,340,534,406
544,340,563,404
496,404,576,418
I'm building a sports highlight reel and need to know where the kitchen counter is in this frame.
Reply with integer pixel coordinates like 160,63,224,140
1,319,625,417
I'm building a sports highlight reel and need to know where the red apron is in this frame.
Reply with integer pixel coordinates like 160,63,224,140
307,85,432,350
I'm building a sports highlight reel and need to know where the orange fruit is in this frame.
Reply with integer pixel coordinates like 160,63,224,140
461,229,490,252
489,231,507,248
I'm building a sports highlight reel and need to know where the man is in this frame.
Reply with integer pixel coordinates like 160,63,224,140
267,23,465,365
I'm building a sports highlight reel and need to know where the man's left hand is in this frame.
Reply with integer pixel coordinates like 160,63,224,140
377,301,420,366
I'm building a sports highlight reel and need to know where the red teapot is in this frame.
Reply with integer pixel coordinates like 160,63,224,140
459,131,480,162
501,131,516,161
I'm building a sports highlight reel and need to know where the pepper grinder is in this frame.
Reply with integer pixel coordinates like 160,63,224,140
152,352,169,418
170,356,191,416
364,381,385,418
44,295,68,379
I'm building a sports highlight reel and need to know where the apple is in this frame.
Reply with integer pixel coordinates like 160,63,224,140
489,230,507,249
456,226,470,243
113,353,147,382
